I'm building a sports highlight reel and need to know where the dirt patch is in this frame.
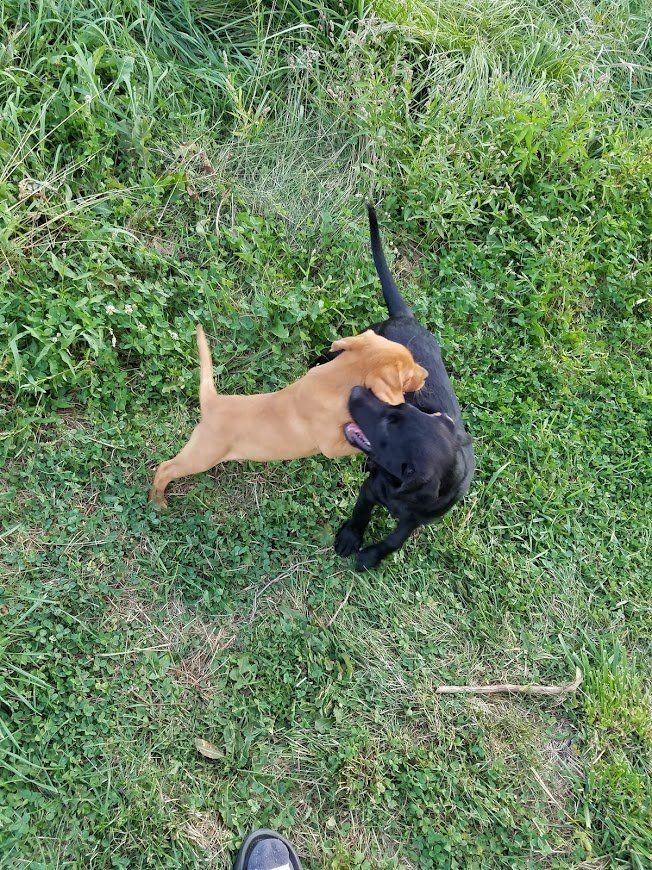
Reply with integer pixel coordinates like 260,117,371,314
185,811,234,862
170,619,237,700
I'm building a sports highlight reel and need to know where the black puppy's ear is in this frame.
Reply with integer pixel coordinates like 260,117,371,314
399,474,439,496
433,413,473,449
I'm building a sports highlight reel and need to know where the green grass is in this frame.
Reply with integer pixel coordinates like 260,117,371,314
1,0,651,866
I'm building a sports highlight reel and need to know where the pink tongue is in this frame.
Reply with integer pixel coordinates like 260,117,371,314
346,423,370,446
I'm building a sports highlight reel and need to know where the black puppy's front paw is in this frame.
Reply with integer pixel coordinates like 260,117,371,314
335,523,363,557
355,545,384,571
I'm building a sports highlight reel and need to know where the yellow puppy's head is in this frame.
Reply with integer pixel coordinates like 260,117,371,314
365,355,428,405
330,330,428,406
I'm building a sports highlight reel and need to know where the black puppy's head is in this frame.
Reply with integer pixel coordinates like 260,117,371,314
344,386,470,504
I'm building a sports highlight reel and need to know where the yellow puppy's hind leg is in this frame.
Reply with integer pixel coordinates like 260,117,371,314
149,325,223,508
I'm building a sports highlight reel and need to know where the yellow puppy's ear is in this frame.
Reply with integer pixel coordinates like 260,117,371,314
403,364,428,393
365,364,405,406
330,330,374,353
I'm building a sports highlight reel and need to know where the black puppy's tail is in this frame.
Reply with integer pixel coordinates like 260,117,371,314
367,203,412,318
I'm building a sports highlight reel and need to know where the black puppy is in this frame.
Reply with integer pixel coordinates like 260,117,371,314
335,205,475,570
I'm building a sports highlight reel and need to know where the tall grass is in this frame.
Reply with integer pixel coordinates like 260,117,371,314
375,0,652,112
0,0,363,259
2,0,649,259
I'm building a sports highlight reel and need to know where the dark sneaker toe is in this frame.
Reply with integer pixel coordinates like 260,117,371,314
246,838,291,870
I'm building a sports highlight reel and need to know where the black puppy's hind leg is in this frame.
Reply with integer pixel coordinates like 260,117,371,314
355,517,418,571
335,478,375,557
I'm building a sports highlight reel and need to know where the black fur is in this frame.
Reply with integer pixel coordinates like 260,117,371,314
335,204,475,570
366,205,412,318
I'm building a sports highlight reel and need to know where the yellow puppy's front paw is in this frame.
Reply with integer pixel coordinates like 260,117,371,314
330,337,352,352
330,330,373,353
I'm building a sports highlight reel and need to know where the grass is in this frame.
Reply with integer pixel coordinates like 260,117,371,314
1,0,651,866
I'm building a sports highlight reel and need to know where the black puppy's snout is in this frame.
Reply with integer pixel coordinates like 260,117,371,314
349,385,366,401
348,385,369,409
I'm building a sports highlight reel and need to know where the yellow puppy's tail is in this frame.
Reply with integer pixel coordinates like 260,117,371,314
196,324,218,409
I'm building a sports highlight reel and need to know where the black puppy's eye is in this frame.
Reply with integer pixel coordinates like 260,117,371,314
401,464,415,477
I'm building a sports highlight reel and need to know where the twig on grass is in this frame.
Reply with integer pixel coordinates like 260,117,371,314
436,667,583,696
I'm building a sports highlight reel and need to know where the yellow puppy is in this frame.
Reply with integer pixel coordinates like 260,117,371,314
150,326,427,507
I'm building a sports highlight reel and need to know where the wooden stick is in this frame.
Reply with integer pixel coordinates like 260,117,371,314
435,667,582,696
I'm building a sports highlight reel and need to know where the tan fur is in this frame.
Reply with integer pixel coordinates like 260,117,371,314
149,327,427,507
